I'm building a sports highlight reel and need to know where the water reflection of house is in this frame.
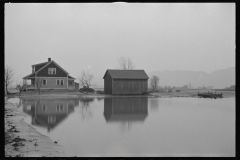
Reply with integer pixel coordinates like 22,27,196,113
104,97,148,123
21,98,79,132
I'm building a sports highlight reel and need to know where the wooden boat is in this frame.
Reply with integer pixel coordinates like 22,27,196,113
198,91,222,99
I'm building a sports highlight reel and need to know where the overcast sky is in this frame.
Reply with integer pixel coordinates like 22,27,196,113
5,3,235,85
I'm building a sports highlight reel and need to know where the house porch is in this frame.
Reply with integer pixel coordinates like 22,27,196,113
23,77,76,91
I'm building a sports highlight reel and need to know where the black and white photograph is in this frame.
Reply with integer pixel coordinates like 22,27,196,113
4,2,235,157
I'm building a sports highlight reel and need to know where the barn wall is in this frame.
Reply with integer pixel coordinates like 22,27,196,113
112,79,148,95
104,72,112,94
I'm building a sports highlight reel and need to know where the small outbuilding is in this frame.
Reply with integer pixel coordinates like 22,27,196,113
103,69,149,95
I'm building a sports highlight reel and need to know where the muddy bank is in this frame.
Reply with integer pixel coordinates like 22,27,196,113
5,100,69,157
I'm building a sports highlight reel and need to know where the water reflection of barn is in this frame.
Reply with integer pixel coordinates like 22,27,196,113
104,97,148,122
21,98,79,132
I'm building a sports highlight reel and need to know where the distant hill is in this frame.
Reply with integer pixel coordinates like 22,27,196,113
89,67,235,89
147,67,235,89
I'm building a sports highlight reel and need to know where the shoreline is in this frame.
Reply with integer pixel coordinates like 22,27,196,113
6,90,235,99
4,101,70,157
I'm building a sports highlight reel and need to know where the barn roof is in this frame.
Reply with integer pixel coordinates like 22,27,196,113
103,70,149,79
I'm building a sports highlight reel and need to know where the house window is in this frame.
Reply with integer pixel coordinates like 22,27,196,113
42,105,45,112
42,79,47,85
48,68,56,75
48,115,56,124
69,81,73,85
56,79,64,86
56,104,64,112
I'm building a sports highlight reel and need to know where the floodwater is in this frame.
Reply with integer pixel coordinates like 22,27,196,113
8,97,235,157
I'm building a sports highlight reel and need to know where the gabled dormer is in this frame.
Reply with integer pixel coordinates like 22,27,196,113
35,58,69,77
31,58,50,73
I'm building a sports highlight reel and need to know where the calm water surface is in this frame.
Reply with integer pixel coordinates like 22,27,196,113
8,97,235,157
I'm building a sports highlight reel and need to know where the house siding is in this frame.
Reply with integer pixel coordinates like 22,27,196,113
68,85,75,90
40,77,67,89
37,62,68,77
112,79,148,95
74,83,79,91
104,72,112,94
68,80,75,90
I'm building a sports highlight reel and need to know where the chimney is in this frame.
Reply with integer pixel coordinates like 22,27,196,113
48,58,51,62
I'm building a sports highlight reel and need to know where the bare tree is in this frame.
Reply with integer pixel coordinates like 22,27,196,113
118,56,135,70
79,70,94,92
35,78,43,95
5,66,14,95
150,75,159,92
79,98,94,120
16,80,28,96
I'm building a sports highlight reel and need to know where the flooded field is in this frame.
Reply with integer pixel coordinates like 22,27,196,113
8,97,235,157
150,90,235,98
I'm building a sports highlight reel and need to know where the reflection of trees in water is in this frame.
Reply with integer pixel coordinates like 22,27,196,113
79,98,95,120
119,121,132,133
150,98,159,111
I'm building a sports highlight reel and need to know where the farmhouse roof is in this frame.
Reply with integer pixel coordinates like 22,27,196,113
35,60,69,74
31,62,48,67
23,58,70,79
68,75,75,79
23,73,35,79
103,69,149,79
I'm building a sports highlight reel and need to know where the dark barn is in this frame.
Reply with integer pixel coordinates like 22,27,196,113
103,70,149,95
